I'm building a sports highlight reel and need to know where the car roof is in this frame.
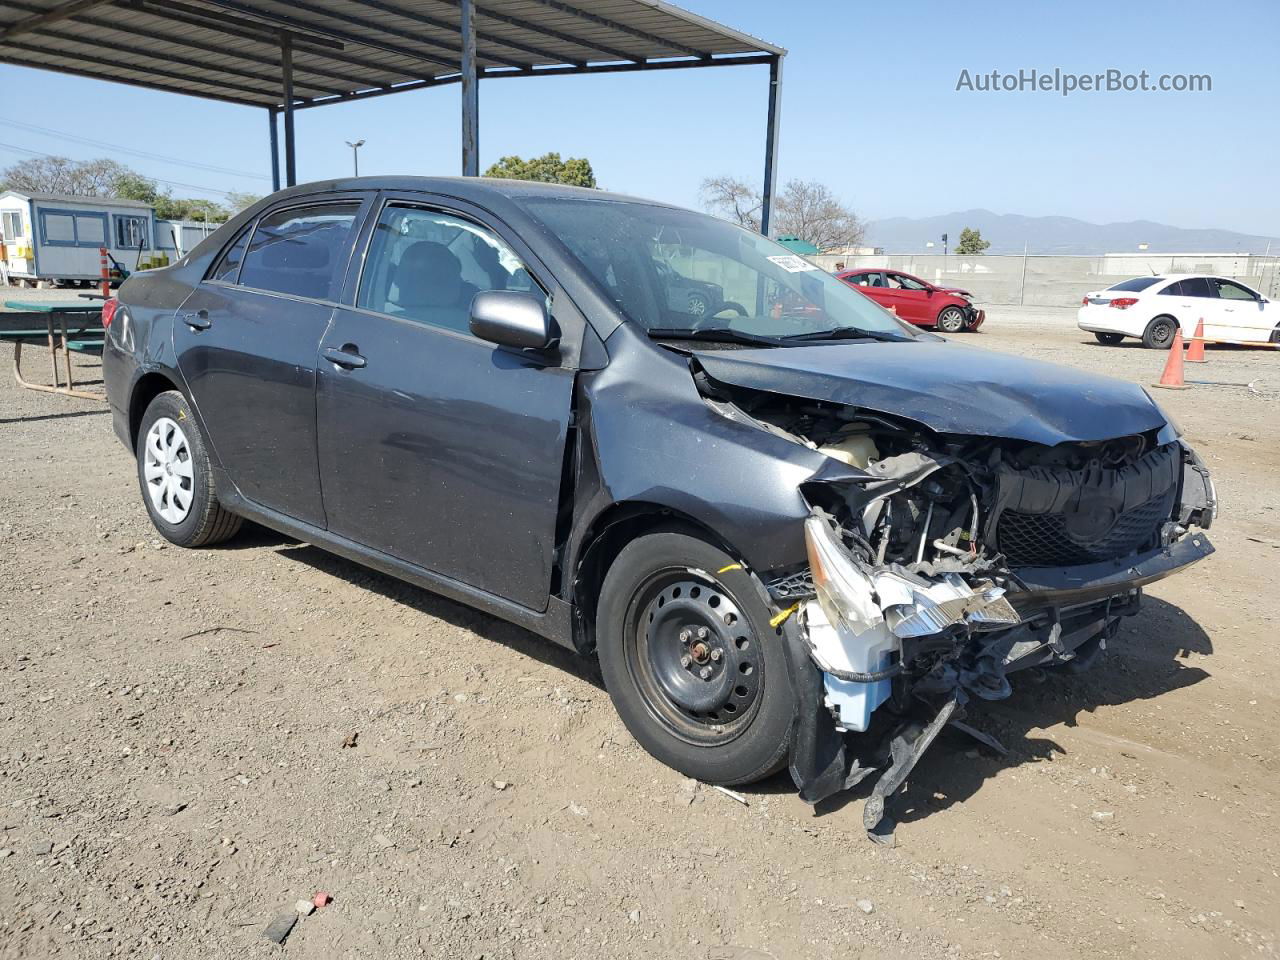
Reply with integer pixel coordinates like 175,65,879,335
261,175,678,210
1120,274,1232,283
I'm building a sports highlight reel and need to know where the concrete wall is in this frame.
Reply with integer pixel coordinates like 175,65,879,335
812,253,1280,307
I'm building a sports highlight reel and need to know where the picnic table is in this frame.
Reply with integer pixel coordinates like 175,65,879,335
1,300,106,401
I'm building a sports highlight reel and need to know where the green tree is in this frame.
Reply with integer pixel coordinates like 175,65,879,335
484,152,596,188
955,227,990,255
111,170,231,222
225,191,263,214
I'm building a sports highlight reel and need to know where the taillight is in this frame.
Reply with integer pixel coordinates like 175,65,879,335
1082,295,1090,306
1109,297,1139,309
101,297,119,329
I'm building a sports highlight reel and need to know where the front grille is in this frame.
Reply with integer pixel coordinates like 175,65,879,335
997,491,1173,567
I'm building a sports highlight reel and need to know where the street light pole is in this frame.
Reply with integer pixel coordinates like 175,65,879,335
345,139,365,177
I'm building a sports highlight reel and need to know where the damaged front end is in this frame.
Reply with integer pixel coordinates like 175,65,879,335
731,388,1216,841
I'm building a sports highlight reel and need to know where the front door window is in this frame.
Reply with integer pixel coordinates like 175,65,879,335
357,204,541,334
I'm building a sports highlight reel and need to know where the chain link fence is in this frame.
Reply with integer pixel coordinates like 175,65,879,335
809,253,1280,307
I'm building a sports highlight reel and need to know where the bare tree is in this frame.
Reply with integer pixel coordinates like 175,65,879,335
699,176,762,232
0,156,128,196
699,176,863,252
774,180,864,251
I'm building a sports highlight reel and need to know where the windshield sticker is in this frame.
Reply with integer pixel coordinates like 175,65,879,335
767,254,819,273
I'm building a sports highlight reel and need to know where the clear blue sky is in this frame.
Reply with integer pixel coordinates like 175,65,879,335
1,0,1276,235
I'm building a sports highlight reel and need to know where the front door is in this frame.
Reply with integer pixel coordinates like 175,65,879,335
884,272,931,322
1205,277,1273,341
174,196,367,527
315,198,576,610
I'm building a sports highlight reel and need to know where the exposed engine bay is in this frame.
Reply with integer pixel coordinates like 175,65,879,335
697,372,1217,842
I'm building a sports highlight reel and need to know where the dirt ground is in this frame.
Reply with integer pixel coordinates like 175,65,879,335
1,303,1277,960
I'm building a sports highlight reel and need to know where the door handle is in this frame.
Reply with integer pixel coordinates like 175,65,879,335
179,309,210,330
323,344,366,370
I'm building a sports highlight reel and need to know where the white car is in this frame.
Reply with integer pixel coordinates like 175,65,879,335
1077,274,1280,348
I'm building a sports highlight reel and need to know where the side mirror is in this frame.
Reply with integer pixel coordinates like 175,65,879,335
469,290,558,350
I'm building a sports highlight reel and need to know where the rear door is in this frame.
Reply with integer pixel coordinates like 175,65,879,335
174,195,369,527
844,271,889,307
315,195,577,610
1155,277,1214,336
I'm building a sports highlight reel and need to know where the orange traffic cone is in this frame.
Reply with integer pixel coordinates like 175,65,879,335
1186,317,1207,363
1152,329,1190,389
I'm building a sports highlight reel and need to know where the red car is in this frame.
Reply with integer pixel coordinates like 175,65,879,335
836,268,984,333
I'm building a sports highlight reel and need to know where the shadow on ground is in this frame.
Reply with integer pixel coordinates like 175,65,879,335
0,407,109,425
272,540,602,690
223,529,1214,822
886,595,1210,826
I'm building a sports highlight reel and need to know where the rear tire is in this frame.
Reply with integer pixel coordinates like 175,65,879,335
596,530,796,786
1094,332,1125,345
1142,316,1179,349
136,390,242,547
1270,324,1280,344
936,307,966,333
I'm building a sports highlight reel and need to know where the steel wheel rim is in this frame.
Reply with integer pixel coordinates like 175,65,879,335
1153,320,1175,347
143,417,194,524
625,573,763,745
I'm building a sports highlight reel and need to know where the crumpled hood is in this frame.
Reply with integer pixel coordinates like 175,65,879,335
692,340,1168,446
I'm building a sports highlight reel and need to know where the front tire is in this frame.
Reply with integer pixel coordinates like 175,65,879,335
136,390,242,547
936,307,966,333
1142,315,1179,349
1094,331,1125,345
596,531,796,786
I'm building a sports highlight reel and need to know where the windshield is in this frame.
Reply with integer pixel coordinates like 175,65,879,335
521,198,919,342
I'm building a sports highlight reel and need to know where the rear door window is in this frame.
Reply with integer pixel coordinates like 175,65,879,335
237,202,360,300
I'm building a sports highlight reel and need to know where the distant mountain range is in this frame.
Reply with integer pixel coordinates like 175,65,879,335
864,209,1279,256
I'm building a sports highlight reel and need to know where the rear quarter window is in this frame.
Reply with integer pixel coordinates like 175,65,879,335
209,225,252,283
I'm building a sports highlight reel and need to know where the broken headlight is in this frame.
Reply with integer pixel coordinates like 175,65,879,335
804,515,882,636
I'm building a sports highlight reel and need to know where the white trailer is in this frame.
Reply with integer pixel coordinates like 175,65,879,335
0,191,157,287
155,218,217,259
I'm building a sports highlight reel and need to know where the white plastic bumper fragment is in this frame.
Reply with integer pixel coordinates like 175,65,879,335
801,516,1022,732
803,599,895,733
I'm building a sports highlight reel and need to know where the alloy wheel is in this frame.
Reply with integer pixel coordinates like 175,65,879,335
937,308,965,333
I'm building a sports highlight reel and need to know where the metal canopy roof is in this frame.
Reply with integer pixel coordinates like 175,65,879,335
0,0,784,109
0,0,785,230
